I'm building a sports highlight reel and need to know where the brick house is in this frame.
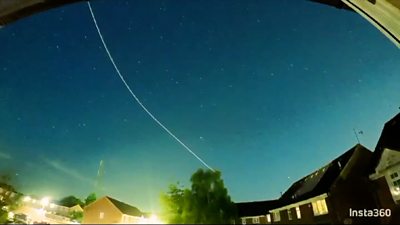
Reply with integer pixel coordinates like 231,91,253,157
82,196,145,224
369,113,400,224
235,200,279,224
269,144,378,224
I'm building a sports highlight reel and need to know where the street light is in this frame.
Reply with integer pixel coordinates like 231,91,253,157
149,214,164,224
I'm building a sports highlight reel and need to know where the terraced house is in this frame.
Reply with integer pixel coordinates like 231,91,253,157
235,200,279,224
369,113,400,224
269,144,377,224
237,113,400,224
82,196,146,224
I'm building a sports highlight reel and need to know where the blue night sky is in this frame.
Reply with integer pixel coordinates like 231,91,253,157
0,0,399,212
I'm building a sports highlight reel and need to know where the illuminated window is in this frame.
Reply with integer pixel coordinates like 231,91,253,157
99,212,104,219
241,218,246,225
296,206,301,219
312,199,328,216
272,211,280,221
252,217,259,224
266,214,271,223
287,209,293,220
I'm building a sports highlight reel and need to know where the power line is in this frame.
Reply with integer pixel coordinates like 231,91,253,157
86,1,214,172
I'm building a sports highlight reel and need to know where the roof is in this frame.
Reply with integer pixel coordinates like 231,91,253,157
106,196,144,217
278,144,371,206
375,113,400,152
235,200,280,217
309,0,353,10
0,0,83,26
370,113,400,173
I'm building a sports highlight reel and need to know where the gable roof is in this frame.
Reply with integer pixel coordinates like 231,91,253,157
370,113,400,173
105,196,143,217
309,0,353,10
0,0,83,26
376,113,400,151
278,144,371,206
235,200,280,217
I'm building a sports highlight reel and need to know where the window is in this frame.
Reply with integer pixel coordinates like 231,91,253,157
390,172,399,179
272,211,280,221
252,217,259,224
312,199,328,216
287,209,293,220
241,218,246,225
296,206,301,219
393,179,400,187
99,212,104,219
266,214,271,223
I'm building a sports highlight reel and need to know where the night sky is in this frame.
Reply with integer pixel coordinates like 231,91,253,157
0,0,399,212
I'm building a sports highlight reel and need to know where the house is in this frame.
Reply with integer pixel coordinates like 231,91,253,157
369,113,400,224
269,144,378,224
69,204,83,214
235,200,279,224
82,196,146,224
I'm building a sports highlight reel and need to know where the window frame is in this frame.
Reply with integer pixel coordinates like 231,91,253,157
312,199,328,216
272,211,281,222
266,214,271,223
296,206,301,219
287,209,293,220
252,217,260,224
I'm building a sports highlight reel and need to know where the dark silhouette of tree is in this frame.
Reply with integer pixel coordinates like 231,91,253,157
161,169,237,224
84,193,97,206
57,195,84,208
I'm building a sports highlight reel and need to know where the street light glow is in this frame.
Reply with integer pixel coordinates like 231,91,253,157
40,197,50,207
8,212,14,220
148,214,164,224
23,196,32,202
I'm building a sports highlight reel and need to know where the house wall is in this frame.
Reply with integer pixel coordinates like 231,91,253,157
372,176,400,224
272,202,330,224
237,215,271,224
83,197,123,224
327,148,379,224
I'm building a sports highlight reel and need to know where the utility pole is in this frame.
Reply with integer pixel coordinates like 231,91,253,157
94,160,104,196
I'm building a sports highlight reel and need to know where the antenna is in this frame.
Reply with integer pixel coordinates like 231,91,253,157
353,128,360,144
95,160,105,196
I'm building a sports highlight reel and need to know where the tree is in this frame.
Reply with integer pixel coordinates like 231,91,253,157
57,196,84,208
84,193,97,206
69,211,83,222
0,172,21,224
161,169,237,224
161,183,186,223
